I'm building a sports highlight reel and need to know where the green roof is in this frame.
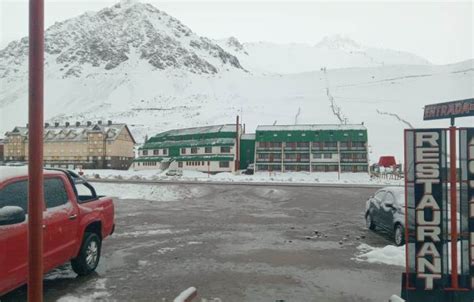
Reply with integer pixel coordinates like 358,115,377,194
133,155,234,162
173,155,234,162
148,124,238,143
141,137,235,150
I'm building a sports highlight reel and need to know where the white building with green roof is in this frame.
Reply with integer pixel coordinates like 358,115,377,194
132,124,242,173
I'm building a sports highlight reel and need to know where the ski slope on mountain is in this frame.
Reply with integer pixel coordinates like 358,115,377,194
217,35,431,74
2,58,472,161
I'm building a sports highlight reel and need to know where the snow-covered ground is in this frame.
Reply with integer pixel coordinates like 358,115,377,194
81,168,403,186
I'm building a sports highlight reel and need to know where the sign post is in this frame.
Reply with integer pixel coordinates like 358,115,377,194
401,99,474,301
28,0,45,300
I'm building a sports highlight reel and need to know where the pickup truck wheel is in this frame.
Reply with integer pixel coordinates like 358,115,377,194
71,232,102,276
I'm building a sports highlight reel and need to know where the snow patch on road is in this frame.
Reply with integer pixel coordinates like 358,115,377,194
174,287,197,302
157,247,176,254
354,244,405,266
115,228,188,239
56,278,111,302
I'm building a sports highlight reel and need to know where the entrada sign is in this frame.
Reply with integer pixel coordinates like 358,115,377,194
423,98,474,121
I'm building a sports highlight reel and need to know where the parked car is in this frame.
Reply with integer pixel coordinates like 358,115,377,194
166,169,183,177
365,187,406,246
0,167,115,296
365,186,460,246
244,163,255,175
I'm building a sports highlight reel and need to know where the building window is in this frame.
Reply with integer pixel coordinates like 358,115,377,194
220,146,231,153
143,150,148,156
313,153,322,159
191,147,198,154
205,147,212,153
178,162,183,168
352,142,365,148
219,161,230,168
201,161,205,165
153,149,159,155
297,142,309,148
163,149,168,155
323,153,332,159
324,142,337,149
181,148,186,154
342,165,353,172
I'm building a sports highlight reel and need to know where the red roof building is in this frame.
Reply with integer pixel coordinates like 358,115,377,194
378,156,396,167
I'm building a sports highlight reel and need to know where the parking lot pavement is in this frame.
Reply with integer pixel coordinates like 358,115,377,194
2,183,403,302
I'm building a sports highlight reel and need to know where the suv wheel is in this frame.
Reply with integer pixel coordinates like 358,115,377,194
394,224,405,246
366,213,375,230
71,232,102,276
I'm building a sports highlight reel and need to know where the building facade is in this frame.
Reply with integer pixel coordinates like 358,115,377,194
3,121,135,169
133,124,241,173
239,133,256,169
254,124,368,173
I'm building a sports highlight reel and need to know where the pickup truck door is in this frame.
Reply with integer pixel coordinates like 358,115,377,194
43,177,80,272
0,179,28,294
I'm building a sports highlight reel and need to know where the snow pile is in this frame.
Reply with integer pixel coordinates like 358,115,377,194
174,287,197,302
82,169,403,186
355,244,405,266
57,279,111,302
92,182,184,200
389,295,405,302
355,242,462,271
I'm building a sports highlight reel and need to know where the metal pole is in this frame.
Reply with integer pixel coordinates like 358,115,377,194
235,115,240,171
449,125,459,289
28,0,44,300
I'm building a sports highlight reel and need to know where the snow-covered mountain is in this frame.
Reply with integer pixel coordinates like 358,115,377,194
0,0,243,81
0,0,473,162
217,35,431,74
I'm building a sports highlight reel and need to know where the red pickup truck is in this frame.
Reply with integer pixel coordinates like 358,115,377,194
0,167,115,296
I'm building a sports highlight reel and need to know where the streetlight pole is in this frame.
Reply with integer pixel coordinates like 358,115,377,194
28,0,45,300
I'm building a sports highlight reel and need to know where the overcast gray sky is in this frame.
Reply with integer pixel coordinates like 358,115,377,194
1,0,472,64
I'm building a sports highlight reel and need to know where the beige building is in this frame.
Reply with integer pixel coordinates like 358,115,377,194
4,121,136,170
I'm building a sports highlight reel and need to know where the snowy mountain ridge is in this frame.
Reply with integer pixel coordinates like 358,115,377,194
217,35,431,74
0,0,243,80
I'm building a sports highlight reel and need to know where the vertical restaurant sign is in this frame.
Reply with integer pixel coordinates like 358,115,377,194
460,128,474,288
406,129,447,290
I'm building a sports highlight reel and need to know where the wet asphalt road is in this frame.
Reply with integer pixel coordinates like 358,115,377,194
2,183,402,302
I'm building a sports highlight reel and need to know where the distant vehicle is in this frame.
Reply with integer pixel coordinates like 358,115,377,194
365,186,459,246
0,167,115,296
4,162,27,167
244,163,255,175
166,169,183,177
